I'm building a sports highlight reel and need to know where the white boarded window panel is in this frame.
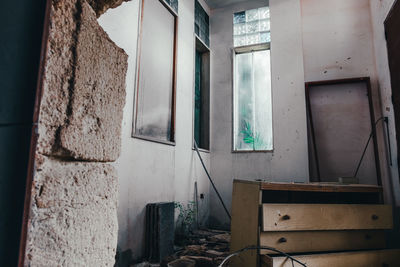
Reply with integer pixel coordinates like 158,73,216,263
135,0,175,141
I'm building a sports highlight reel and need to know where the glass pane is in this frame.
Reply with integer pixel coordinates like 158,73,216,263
253,50,273,150
234,23,246,35
233,6,270,47
135,0,175,141
233,11,246,24
260,32,271,43
195,0,209,46
246,33,260,45
234,50,272,151
259,19,270,32
234,53,254,151
164,0,178,13
234,35,246,47
170,0,178,13
246,8,259,22
194,51,202,145
246,21,259,33
259,7,270,19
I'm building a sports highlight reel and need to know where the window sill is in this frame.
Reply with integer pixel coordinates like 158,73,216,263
192,147,210,154
232,149,273,153
132,134,176,147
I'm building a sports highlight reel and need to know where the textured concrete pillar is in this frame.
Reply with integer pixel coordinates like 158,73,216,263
24,0,128,265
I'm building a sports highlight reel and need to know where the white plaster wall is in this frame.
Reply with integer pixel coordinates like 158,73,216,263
98,0,211,260
301,0,399,204
302,0,376,82
369,0,400,205
209,0,308,228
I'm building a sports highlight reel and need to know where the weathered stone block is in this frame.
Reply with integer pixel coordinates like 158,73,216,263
37,0,128,162
86,0,130,17
25,155,118,266
37,0,78,155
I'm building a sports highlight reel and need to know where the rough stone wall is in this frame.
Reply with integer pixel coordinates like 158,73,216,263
25,0,128,266
25,156,118,266
37,0,127,162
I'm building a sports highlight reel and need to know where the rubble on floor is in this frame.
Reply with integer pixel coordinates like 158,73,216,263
132,229,231,267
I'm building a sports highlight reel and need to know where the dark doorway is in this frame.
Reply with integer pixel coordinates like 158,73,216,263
385,0,400,180
0,0,46,265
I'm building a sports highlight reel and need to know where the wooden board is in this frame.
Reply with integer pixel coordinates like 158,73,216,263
260,230,386,254
262,249,400,267
262,204,393,231
260,182,382,193
230,181,261,267
233,179,383,193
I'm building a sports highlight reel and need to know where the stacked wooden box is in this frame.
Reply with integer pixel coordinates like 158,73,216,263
230,180,400,267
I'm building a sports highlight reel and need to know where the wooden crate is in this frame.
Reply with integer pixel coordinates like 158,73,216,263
230,180,387,267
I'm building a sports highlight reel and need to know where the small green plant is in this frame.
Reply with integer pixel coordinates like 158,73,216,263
175,201,196,236
240,119,266,150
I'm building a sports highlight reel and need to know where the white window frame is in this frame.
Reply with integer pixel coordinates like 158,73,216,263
232,43,273,152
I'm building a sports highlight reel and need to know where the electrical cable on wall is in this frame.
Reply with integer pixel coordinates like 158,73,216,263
193,140,231,221
353,116,388,178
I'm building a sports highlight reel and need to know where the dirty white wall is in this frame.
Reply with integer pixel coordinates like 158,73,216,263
209,0,308,228
98,0,211,260
369,0,400,206
301,0,399,204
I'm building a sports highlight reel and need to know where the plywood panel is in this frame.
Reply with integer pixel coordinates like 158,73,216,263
259,181,382,193
260,230,385,254
230,181,261,267
262,249,400,267
262,204,392,231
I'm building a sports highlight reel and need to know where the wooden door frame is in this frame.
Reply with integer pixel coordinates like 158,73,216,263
384,0,400,183
305,77,382,186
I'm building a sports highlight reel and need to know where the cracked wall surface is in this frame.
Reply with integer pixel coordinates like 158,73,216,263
24,0,128,266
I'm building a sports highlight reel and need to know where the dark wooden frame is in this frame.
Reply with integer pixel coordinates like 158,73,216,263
384,0,400,183
193,35,210,151
305,77,382,186
132,0,178,145
18,0,51,266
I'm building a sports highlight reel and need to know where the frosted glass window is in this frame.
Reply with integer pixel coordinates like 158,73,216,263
234,50,272,151
134,0,176,142
233,7,270,47
164,0,178,13
195,0,210,46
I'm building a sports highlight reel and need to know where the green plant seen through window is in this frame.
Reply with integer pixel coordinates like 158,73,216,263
240,120,266,150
